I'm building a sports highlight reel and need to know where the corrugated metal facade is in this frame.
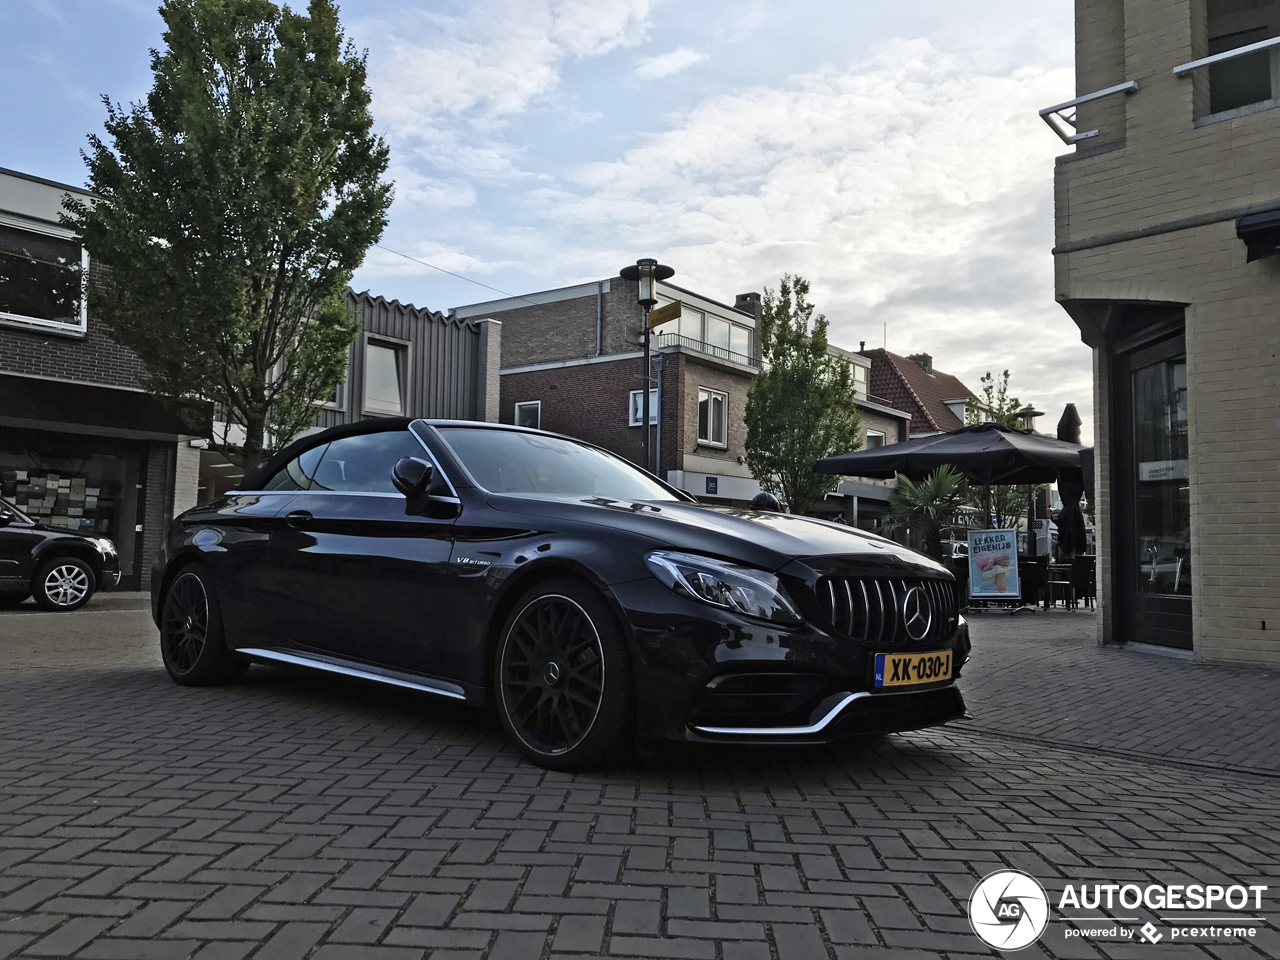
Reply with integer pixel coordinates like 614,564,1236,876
316,289,487,428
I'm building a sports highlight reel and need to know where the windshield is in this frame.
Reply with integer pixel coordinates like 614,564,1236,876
438,427,681,502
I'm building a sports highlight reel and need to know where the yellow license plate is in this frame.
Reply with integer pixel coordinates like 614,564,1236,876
874,650,952,687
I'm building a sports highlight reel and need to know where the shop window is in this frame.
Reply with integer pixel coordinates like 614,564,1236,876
514,401,541,429
364,339,407,416
697,388,727,446
0,224,87,334
629,389,657,426
1,433,144,585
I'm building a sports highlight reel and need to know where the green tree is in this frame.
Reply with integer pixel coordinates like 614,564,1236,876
886,466,969,561
65,0,392,472
965,369,1022,427
744,275,862,515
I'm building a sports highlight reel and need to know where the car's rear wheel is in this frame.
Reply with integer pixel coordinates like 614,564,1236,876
160,565,248,686
495,578,633,770
32,557,95,611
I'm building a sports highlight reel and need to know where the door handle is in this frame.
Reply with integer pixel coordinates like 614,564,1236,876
285,510,313,528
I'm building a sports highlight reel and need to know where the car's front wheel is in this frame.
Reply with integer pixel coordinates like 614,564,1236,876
32,557,95,611
160,565,248,686
495,578,633,770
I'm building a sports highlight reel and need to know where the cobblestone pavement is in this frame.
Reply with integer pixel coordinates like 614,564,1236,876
1,599,1278,960
960,609,1280,774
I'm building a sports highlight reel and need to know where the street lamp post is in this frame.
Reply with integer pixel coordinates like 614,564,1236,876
1017,405,1044,555
619,258,674,473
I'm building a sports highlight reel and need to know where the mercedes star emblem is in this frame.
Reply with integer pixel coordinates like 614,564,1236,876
901,586,933,641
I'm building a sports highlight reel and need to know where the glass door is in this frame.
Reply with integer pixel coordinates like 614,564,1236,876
1113,334,1192,649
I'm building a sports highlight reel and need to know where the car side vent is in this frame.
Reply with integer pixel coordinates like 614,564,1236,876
817,578,958,647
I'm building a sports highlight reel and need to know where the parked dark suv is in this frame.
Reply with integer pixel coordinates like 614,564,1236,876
152,418,970,769
0,497,121,610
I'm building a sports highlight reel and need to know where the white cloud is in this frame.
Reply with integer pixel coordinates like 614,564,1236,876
386,166,476,209
522,34,1091,437
360,241,511,280
357,0,653,139
635,47,706,80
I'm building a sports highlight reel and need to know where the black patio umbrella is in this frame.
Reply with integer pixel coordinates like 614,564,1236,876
1054,405,1089,557
814,421,1086,486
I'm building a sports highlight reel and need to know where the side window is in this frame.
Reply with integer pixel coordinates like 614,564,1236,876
263,443,328,490
310,430,430,493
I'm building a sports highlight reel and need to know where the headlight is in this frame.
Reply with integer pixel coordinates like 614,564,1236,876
91,538,116,556
644,550,804,626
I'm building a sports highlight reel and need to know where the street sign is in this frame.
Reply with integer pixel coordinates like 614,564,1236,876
648,300,681,329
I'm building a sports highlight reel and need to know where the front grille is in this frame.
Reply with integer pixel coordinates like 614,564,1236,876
816,577,959,647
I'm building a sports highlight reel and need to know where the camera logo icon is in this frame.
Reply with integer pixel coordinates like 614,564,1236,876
968,869,1050,951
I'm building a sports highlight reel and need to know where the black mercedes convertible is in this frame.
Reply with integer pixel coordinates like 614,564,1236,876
152,418,970,769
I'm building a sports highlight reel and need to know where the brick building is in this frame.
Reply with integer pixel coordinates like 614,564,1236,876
1,166,197,589
455,275,910,522
1046,0,1280,663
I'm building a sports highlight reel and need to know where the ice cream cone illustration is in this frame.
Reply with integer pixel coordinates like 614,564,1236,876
993,552,1011,593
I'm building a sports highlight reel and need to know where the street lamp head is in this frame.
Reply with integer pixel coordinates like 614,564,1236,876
1017,405,1044,431
619,258,674,307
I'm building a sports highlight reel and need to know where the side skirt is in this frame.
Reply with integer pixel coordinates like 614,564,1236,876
237,647,468,701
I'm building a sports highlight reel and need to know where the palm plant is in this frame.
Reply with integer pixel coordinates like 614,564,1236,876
886,466,970,561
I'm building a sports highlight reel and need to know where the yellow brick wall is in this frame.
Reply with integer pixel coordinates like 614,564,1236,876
1057,0,1280,666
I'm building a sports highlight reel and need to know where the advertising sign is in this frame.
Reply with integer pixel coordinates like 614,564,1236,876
968,529,1019,599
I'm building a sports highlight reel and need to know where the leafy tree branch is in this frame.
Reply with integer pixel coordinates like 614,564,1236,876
65,0,392,472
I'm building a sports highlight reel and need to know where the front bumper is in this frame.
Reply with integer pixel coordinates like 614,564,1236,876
610,577,972,743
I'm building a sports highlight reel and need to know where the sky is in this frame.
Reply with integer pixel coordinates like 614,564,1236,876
1,0,1090,440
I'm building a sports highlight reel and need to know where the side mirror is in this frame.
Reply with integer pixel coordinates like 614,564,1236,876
392,457,434,514
392,457,434,497
0,515,10,528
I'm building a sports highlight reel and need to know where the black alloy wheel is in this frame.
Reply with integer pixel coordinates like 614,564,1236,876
161,571,209,675
159,564,247,686
496,578,632,769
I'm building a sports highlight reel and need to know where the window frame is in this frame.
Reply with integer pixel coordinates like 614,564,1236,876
514,400,542,430
865,429,886,449
0,215,89,338
628,388,658,427
361,333,410,418
696,386,729,448
249,426,459,501
319,344,351,411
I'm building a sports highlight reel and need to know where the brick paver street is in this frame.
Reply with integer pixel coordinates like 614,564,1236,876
961,609,1280,774
2,597,1278,959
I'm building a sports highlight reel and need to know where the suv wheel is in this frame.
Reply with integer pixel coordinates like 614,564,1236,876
160,565,248,685
32,557,95,611
495,577,633,770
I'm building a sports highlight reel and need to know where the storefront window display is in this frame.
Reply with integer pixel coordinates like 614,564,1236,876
0,430,145,586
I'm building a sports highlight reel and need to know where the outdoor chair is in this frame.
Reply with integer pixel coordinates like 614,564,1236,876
1046,562,1074,608
1018,556,1048,609
1070,555,1096,609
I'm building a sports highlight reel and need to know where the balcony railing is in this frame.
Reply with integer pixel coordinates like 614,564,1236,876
1039,80,1138,144
1173,35,1280,76
655,332,756,367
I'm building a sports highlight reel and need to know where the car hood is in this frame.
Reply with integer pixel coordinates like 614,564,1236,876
484,493,948,576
